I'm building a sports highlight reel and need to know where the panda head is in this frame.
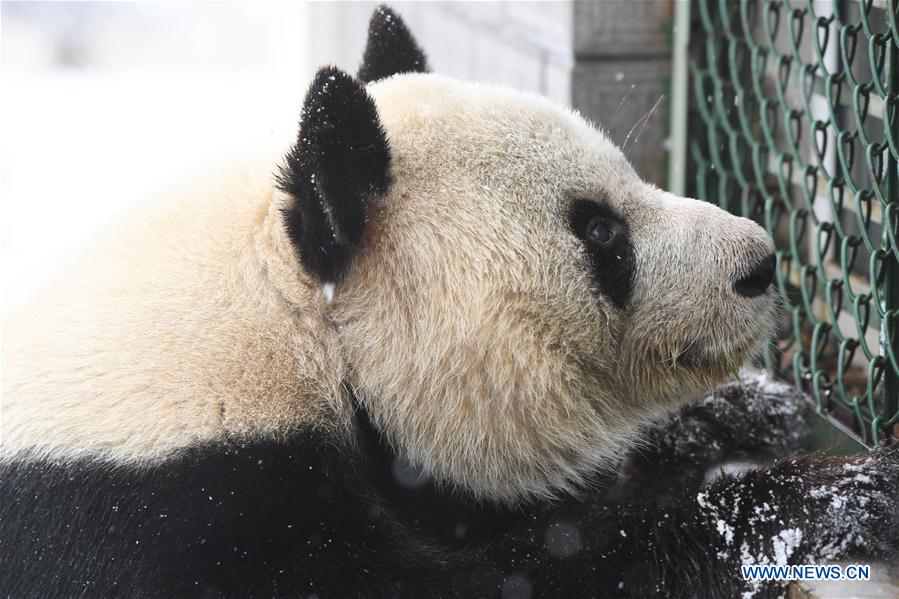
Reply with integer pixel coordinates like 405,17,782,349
278,6,776,502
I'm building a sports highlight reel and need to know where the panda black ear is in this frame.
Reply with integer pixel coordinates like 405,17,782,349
277,66,390,285
357,5,430,83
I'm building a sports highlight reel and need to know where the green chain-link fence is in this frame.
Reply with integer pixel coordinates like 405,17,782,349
687,0,898,446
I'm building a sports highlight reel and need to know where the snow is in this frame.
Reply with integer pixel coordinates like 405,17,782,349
771,528,801,565
321,283,335,304
802,561,899,598
544,522,582,558
716,519,735,545
500,573,532,599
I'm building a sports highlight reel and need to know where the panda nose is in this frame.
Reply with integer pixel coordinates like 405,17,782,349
733,254,775,298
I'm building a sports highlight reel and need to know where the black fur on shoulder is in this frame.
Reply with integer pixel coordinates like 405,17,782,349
2,384,897,597
357,5,430,83
277,66,391,284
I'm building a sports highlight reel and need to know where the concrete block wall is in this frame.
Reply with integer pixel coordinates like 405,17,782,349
307,0,672,186
572,1,673,186
307,1,572,103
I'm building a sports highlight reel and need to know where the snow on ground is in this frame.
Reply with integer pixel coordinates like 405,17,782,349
797,561,899,598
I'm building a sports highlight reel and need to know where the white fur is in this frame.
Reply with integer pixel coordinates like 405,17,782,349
1,74,775,502
2,151,351,463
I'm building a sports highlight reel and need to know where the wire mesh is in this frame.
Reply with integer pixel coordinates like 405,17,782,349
688,0,898,446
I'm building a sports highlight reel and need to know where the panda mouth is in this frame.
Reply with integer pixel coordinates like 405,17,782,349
666,344,731,372
671,342,707,367
668,333,760,372
634,313,773,378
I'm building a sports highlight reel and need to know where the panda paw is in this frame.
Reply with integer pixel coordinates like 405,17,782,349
724,444,899,563
692,371,810,453
801,443,899,560
644,371,810,466
694,445,898,598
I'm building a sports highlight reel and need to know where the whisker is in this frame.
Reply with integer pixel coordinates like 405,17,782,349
622,94,667,152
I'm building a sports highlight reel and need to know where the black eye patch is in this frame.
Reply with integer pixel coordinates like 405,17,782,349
568,199,636,310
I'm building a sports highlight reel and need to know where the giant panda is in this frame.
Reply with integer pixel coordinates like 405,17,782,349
2,6,897,598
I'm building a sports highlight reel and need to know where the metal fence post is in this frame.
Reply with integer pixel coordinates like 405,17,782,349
667,0,691,197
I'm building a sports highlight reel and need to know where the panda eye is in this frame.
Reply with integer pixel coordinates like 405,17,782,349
569,198,635,308
568,198,635,309
586,218,614,244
